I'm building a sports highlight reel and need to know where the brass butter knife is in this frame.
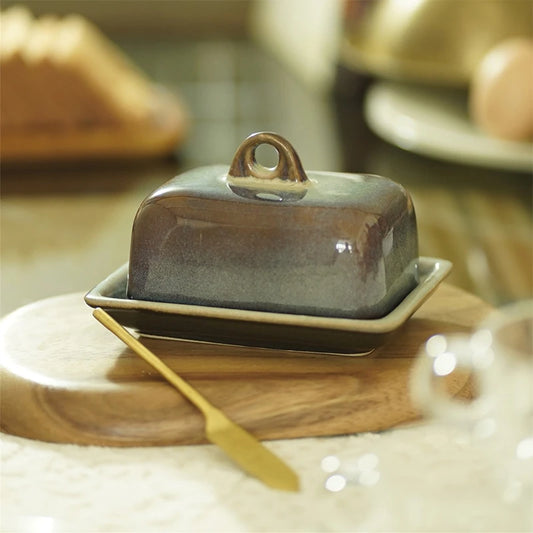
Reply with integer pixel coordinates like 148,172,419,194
93,308,299,492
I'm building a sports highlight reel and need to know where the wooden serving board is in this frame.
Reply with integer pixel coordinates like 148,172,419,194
0,284,492,446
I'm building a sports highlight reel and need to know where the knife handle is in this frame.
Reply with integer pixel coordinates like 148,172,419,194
93,308,213,416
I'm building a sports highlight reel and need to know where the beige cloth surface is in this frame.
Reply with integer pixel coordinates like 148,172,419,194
1,421,531,532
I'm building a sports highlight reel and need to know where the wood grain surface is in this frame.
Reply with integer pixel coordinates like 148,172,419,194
0,284,493,446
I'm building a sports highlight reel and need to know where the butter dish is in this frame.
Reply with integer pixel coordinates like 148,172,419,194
86,131,451,353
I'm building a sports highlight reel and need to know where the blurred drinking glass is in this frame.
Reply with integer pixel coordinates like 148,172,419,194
411,301,533,509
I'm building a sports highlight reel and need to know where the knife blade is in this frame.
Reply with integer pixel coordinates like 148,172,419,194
92,307,299,492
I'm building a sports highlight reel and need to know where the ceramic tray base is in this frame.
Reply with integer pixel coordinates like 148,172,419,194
85,257,451,354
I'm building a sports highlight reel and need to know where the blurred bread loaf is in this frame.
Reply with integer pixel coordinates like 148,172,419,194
0,5,35,127
0,6,187,161
20,15,88,127
49,13,154,124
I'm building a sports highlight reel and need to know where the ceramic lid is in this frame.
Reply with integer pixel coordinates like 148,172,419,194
127,132,419,319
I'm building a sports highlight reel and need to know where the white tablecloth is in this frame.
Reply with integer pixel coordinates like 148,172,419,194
2,420,531,532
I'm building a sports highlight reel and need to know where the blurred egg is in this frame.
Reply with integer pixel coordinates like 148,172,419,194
470,38,533,141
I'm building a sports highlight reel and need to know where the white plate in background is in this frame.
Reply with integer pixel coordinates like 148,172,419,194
364,81,532,173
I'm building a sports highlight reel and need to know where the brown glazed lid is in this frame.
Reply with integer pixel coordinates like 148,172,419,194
127,132,419,319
